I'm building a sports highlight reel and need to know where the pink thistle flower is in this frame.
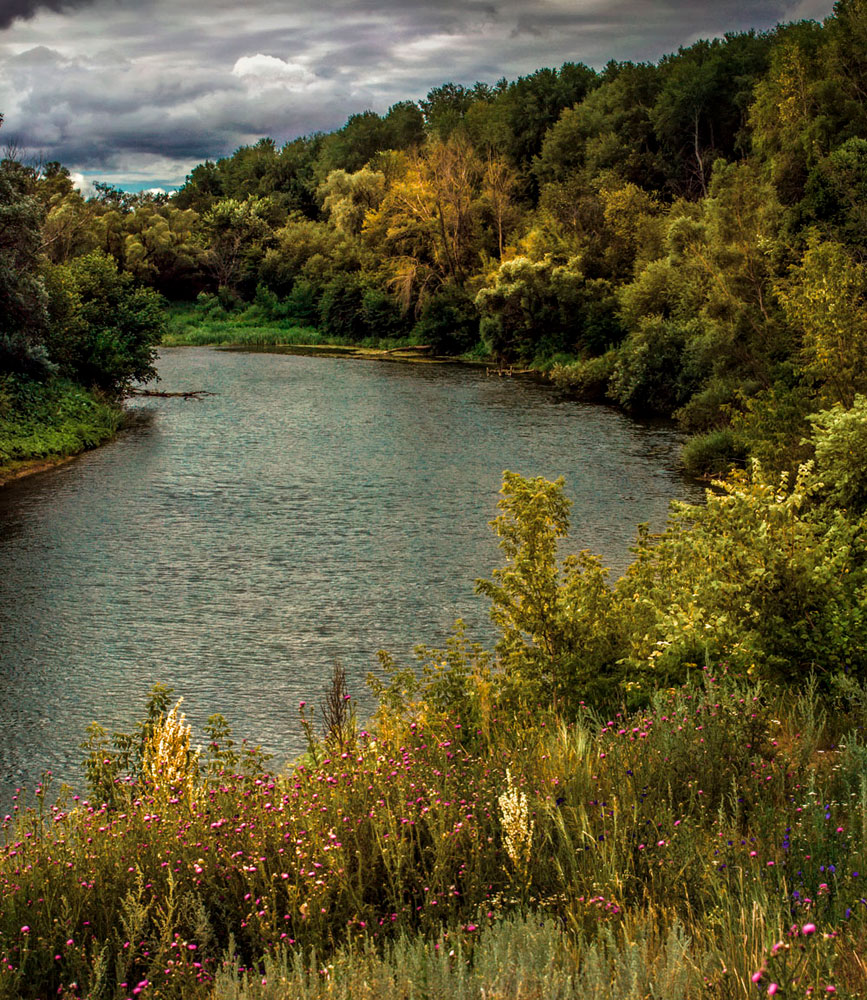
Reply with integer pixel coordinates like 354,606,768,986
802,923,817,935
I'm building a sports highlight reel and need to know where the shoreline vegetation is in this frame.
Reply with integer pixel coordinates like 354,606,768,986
161,302,482,363
0,378,127,487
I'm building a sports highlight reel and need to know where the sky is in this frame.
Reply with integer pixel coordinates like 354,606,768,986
0,0,836,192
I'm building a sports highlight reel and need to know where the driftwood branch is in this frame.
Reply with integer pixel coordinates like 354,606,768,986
380,344,432,355
129,388,216,399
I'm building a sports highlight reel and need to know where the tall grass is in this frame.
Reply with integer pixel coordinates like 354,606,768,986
161,302,415,351
1,675,866,998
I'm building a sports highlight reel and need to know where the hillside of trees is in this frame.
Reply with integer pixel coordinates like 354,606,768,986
4,2,867,475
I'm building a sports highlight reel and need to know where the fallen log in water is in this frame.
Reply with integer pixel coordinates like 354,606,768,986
129,388,216,399
380,344,432,355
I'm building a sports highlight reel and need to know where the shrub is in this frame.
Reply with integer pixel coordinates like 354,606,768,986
318,273,367,341
410,286,479,354
681,427,747,477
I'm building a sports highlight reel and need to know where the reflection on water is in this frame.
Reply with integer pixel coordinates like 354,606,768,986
0,347,702,802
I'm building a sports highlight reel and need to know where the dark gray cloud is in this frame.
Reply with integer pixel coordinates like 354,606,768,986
0,0,94,31
0,0,836,188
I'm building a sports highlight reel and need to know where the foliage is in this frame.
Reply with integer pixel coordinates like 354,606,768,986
475,472,622,712
549,350,617,402
318,273,369,341
409,285,479,354
680,426,748,477
0,157,51,377
0,374,123,467
809,395,867,516
44,250,164,395
4,674,867,998
617,460,867,687
777,238,867,408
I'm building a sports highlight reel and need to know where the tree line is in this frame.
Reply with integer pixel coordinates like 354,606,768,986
2,1,867,472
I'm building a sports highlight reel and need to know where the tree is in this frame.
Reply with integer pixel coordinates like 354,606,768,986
363,137,485,309
318,167,386,236
419,82,480,139
476,472,621,712
314,111,391,180
498,64,598,188
123,202,204,296
200,196,275,296
0,154,51,376
258,216,348,297
44,251,163,395
480,154,519,258
777,238,867,408
749,21,838,203
534,61,662,190
649,33,773,198
36,163,98,265
382,101,425,150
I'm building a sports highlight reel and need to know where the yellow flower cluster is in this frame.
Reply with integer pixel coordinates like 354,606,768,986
498,768,534,875
142,700,199,797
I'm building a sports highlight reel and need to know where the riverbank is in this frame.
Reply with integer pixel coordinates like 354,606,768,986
162,301,492,364
0,377,125,487
0,452,78,487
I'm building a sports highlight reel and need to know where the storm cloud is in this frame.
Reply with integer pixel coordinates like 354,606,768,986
0,0,836,189
0,0,95,31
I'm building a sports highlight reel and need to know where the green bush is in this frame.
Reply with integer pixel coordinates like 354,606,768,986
681,427,747,477
609,317,700,415
318,273,368,341
549,351,617,402
410,286,479,354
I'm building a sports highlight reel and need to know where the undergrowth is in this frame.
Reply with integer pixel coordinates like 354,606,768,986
161,302,415,350
0,375,124,469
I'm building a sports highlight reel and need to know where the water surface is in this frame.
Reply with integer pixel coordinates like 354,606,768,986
0,347,702,800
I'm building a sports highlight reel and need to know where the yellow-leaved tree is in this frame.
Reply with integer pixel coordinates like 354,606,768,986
777,238,867,408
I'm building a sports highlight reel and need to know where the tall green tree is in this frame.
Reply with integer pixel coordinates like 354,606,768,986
44,251,163,395
0,153,51,376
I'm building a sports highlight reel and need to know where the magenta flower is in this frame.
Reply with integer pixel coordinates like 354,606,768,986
802,923,817,935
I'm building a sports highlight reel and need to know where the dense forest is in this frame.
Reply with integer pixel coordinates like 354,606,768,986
2,0,867,477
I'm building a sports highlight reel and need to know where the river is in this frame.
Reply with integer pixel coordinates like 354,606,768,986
0,346,703,802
